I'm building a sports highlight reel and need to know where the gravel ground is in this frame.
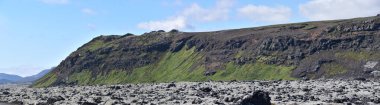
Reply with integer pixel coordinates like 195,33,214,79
0,79,379,105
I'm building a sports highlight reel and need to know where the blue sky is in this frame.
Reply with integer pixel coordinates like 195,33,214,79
0,0,379,77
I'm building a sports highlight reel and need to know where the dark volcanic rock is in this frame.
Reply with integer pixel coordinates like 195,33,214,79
47,96,65,104
2,91,10,95
79,102,97,105
239,90,271,105
167,82,176,88
108,86,121,90
200,87,212,92
354,78,367,81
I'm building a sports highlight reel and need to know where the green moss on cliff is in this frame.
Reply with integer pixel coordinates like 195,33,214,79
123,46,207,83
84,40,106,51
256,55,276,63
33,72,57,88
334,51,380,62
234,51,244,58
93,70,129,85
68,70,92,85
82,39,118,52
302,24,317,30
64,47,206,85
121,47,295,82
211,62,296,81
35,46,297,87
86,46,294,84
335,51,372,61
322,63,347,77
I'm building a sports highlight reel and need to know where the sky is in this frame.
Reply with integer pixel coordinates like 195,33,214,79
0,0,379,77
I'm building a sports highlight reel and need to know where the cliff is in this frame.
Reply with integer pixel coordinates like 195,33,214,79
33,15,380,87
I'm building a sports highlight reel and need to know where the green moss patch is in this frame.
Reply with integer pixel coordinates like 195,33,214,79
302,24,317,30
84,40,106,51
93,70,129,85
321,63,347,77
335,51,380,61
67,46,207,85
211,62,296,81
256,55,276,63
234,51,244,58
123,46,207,83
68,70,92,85
82,39,118,52
335,51,372,61
33,72,57,88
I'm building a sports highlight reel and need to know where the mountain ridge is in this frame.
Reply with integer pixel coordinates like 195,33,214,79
33,15,380,87
17,69,53,83
0,68,52,84
0,73,23,83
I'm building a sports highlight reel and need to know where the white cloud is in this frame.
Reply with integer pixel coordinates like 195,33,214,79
40,0,69,5
86,24,97,30
81,8,97,15
137,16,190,31
300,0,380,20
182,0,234,22
237,4,291,23
137,0,234,31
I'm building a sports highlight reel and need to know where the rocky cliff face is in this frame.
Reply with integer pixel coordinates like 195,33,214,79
33,15,380,87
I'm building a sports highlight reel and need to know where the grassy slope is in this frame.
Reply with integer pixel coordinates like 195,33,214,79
335,51,380,61
211,62,296,81
34,46,296,87
322,62,347,77
33,72,57,88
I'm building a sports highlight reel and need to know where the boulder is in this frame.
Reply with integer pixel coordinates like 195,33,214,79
2,91,10,95
199,87,212,92
47,96,65,104
204,69,217,76
354,78,366,81
108,86,121,90
239,90,271,105
167,82,176,88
